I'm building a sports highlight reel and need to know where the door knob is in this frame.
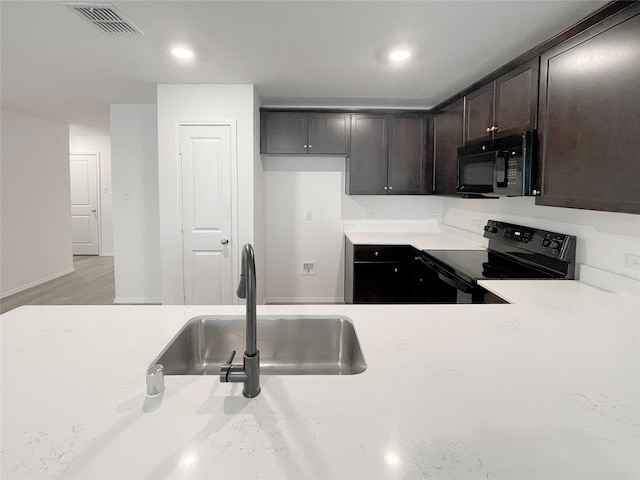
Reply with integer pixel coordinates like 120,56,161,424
91,209,97,213
220,238,229,245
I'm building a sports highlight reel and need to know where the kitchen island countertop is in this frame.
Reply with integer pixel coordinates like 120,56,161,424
1,280,638,479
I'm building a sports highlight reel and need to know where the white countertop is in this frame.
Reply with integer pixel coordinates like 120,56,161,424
1,281,639,479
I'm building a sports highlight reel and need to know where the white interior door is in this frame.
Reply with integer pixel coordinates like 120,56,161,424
70,153,99,255
181,124,234,304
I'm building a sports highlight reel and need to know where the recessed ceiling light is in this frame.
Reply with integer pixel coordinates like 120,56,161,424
389,49,411,62
171,47,194,59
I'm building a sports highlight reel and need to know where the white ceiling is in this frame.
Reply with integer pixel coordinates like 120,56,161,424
1,0,609,135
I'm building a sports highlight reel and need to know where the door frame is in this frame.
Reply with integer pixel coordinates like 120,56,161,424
70,152,102,255
172,120,239,305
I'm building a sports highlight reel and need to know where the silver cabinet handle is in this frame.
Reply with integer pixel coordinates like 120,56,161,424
388,186,393,190
383,186,388,191
91,209,97,213
220,238,229,245
486,127,492,133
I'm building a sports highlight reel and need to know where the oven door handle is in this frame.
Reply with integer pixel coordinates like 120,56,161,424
436,272,474,294
417,255,474,294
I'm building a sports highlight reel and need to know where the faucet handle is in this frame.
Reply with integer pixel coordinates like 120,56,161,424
225,350,236,364
220,350,237,382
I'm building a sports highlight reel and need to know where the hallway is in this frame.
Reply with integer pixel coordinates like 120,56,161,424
0,256,114,314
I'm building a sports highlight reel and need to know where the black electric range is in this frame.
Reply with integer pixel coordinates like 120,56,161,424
419,220,576,303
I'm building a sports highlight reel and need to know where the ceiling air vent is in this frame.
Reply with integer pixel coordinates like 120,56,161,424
66,3,144,35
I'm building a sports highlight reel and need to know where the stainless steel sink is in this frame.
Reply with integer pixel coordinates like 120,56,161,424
150,315,367,376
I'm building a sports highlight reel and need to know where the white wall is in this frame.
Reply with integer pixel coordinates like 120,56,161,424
0,108,73,297
69,134,114,255
342,194,444,221
157,84,262,304
264,157,345,303
110,104,161,304
443,196,640,281
263,155,446,303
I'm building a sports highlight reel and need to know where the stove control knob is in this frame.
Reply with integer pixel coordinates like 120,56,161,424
549,240,561,249
541,238,551,248
484,225,498,234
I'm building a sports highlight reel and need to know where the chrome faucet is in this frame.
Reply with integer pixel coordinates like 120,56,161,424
219,244,261,398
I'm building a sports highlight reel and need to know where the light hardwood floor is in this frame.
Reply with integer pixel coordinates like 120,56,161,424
0,256,115,314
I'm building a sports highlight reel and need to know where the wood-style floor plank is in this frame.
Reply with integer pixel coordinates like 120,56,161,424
0,256,115,314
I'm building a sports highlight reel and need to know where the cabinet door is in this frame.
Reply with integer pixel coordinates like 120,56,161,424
464,82,495,142
434,100,464,195
537,10,640,214
494,58,539,138
307,113,350,154
260,112,307,154
388,117,429,194
347,115,388,194
353,262,406,303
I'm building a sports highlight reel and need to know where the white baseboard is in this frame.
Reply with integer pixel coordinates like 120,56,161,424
264,297,344,305
114,298,162,305
0,268,75,299
100,252,114,257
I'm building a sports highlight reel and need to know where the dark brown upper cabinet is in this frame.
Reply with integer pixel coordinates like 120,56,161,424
347,114,429,195
433,99,464,195
260,111,350,155
536,5,640,214
465,58,539,143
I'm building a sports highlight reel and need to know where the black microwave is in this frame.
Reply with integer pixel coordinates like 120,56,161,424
457,131,536,197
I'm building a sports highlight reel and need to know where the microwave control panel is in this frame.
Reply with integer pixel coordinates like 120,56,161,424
506,158,519,187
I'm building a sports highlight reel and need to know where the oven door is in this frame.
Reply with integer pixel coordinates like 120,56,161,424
416,256,476,304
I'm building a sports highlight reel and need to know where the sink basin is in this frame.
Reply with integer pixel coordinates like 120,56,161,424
151,315,367,375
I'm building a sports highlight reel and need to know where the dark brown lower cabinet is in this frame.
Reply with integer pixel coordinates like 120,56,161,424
353,261,413,304
346,243,458,304
345,243,413,303
537,5,640,214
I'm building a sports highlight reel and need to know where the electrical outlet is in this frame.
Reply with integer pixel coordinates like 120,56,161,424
123,189,131,200
302,261,316,275
626,254,640,271
472,219,481,230
305,210,313,221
